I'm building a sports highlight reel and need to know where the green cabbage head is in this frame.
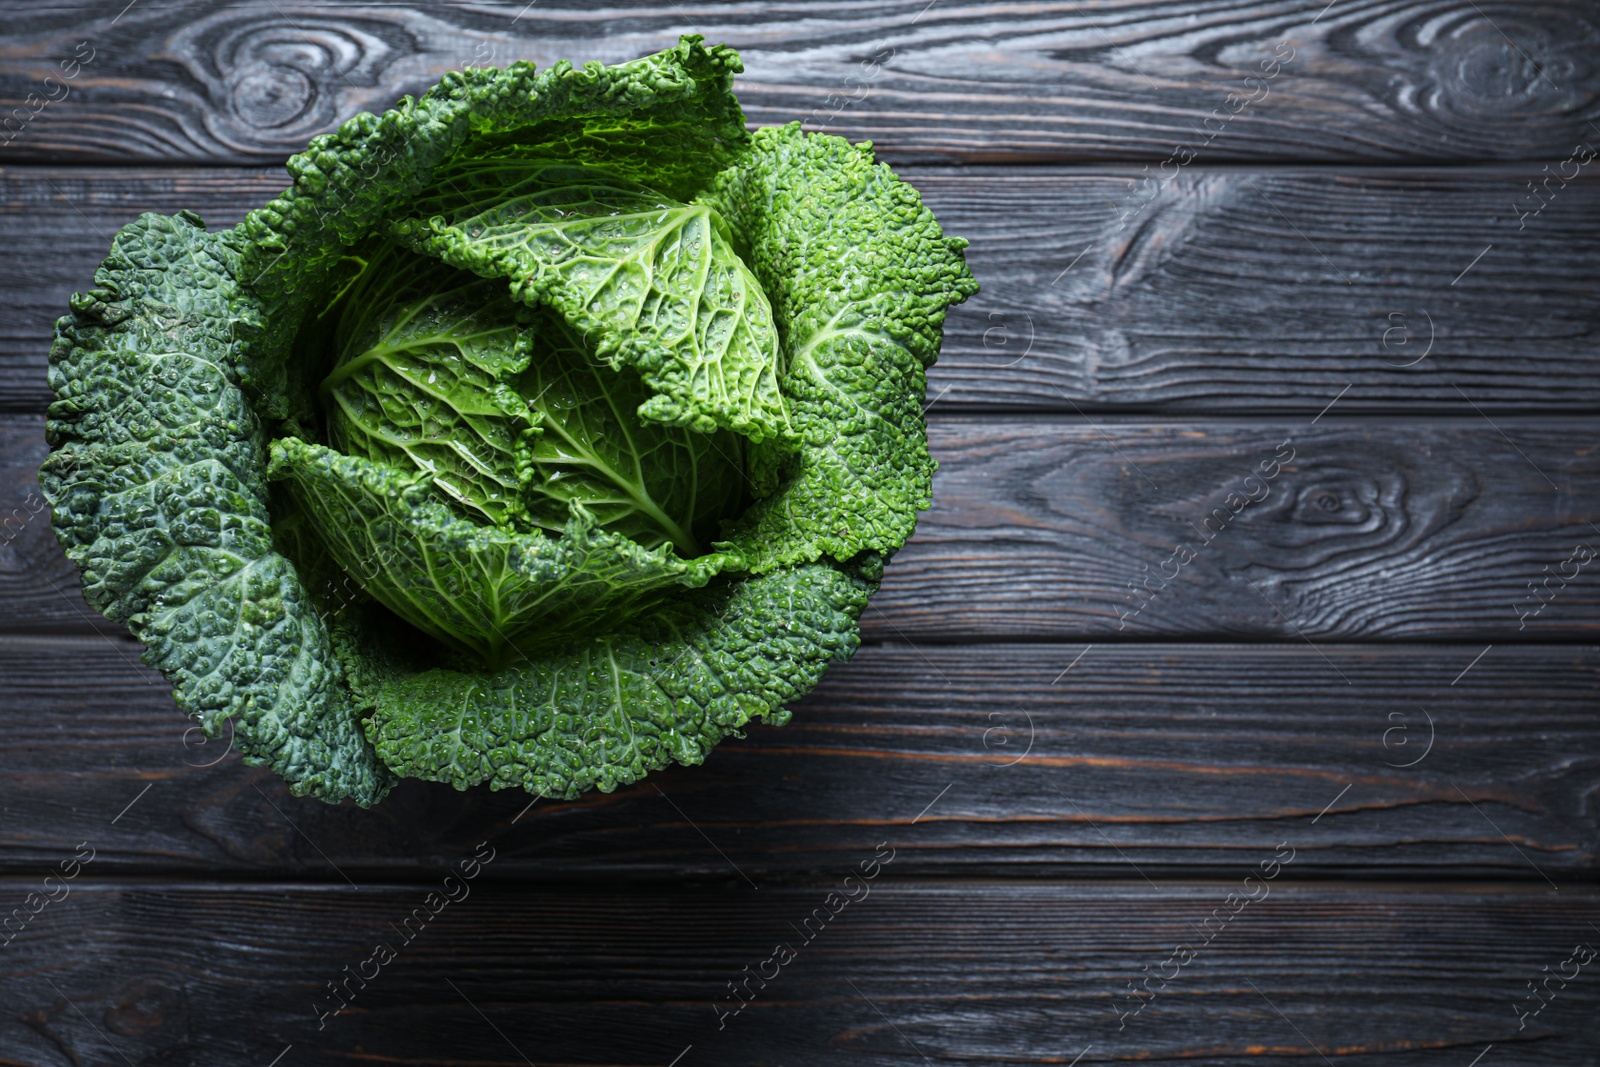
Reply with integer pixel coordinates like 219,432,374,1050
40,37,977,806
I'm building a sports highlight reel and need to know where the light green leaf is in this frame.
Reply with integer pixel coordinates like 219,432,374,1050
701,124,981,571
267,437,739,667
320,240,538,526
236,37,752,428
390,162,791,443
517,310,747,556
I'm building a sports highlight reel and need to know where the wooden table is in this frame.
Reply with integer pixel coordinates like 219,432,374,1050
2,2,1597,1064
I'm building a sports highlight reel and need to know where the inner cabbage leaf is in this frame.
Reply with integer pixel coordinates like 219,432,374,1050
319,240,537,527
390,161,792,443
517,310,746,557
319,241,749,558
267,437,736,666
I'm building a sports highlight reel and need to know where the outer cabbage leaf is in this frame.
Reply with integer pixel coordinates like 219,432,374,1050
701,124,980,572
391,162,790,442
361,561,872,797
267,437,739,666
320,240,537,527
41,212,393,806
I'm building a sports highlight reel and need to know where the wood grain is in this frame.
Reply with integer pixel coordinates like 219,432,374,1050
930,165,1600,413
6,414,1597,640
2,634,1597,879
1,881,1595,1065
876,416,1600,640
5,165,1600,417
3,1,1599,164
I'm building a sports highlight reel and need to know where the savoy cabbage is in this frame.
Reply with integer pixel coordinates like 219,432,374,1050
41,37,977,806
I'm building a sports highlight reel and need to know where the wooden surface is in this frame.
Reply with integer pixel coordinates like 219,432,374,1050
6,166,1600,414
2,883,1596,1065
2,1,1598,1065
4,1,1600,164
5,635,1599,879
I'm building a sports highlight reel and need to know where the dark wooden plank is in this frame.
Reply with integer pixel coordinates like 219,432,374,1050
3,634,1597,879
1,880,1595,1065
3,1,1599,165
932,165,1600,413
877,416,1600,640
7,413,1598,639
5,165,1600,417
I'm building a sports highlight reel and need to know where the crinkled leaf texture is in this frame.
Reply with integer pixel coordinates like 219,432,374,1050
391,161,790,442
362,562,871,798
42,36,977,805
513,311,747,555
267,436,736,667
320,240,538,527
41,212,394,805
702,125,980,571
